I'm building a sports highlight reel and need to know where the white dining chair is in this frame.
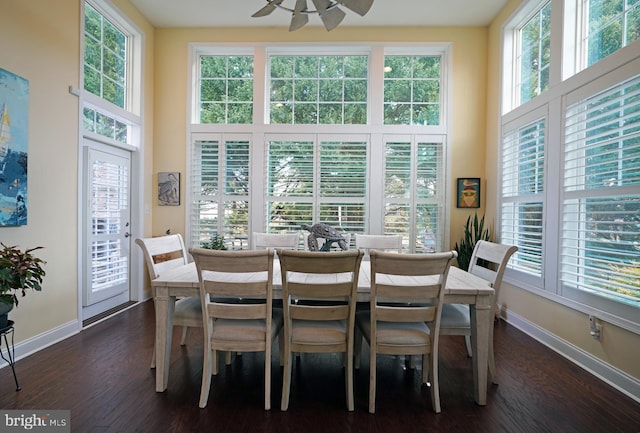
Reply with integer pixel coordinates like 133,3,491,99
277,248,364,411
135,234,202,368
189,247,283,410
354,234,403,256
252,232,299,250
439,240,518,382
355,249,457,413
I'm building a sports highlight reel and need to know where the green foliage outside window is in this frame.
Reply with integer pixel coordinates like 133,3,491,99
269,55,368,125
587,0,640,67
200,55,253,124
83,3,126,108
383,55,441,125
519,2,551,105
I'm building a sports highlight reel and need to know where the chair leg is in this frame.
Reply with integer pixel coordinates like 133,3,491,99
488,328,497,384
354,328,362,369
212,349,219,375
464,335,472,357
425,352,441,413
281,348,293,411
150,343,156,369
199,346,213,408
368,346,376,414
180,326,188,345
278,332,284,367
264,345,272,411
225,351,232,365
346,347,354,411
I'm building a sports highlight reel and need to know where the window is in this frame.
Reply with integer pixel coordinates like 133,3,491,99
384,137,445,252
190,136,250,249
82,1,140,146
561,73,640,314
383,56,442,125
517,2,552,105
500,115,545,278
199,55,254,124
268,54,368,124
500,0,640,328
189,45,450,253
265,136,367,243
583,0,640,67
84,3,127,108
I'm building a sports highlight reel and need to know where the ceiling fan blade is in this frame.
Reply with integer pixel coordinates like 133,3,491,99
289,0,310,31
252,0,284,18
339,0,373,16
311,0,346,31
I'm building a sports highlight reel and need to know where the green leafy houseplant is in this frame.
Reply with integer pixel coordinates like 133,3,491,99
0,243,46,307
0,243,46,320
201,234,227,250
454,213,491,271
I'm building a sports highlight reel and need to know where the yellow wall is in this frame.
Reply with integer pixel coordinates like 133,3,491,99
485,0,640,380
152,26,488,244
0,0,154,342
1,0,636,391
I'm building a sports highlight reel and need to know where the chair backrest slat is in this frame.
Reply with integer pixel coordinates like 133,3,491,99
135,234,188,279
355,234,402,254
253,232,300,250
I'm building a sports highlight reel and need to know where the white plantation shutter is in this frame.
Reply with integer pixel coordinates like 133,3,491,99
190,136,250,249
561,74,640,310
319,139,367,237
500,118,545,277
384,137,445,252
265,136,368,243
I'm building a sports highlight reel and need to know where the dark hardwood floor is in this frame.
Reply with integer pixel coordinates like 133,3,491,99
1,300,638,433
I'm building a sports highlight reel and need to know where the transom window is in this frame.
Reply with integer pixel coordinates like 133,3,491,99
268,54,369,124
383,56,442,125
84,3,127,109
583,0,640,67
199,55,254,124
517,2,551,105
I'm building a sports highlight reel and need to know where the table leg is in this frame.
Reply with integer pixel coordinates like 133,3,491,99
470,295,492,405
154,287,175,392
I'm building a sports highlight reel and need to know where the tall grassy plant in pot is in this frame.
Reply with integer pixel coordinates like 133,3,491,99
0,243,46,328
454,213,491,271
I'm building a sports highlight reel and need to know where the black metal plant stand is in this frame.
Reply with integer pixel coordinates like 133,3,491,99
0,320,21,391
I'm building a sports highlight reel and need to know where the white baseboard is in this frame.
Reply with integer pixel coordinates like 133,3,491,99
504,311,640,403
0,320,80,366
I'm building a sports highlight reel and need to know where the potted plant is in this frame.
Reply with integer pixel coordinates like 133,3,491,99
454,212,491,271
201,234,227,250
0,243,46,329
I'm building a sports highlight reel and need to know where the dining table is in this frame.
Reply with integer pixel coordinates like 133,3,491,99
150,258,495,405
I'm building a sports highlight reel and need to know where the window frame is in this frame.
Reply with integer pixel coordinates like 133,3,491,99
500,0,640,333
187,43,452,254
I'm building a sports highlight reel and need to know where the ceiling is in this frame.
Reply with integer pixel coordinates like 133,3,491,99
129,0,508,29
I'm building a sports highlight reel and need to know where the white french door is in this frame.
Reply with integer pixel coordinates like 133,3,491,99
82,141,131,317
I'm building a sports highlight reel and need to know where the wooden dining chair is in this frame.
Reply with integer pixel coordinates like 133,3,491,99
439,240,518,382
277,248,364,411
252,232,299,250
354,234,403,256
189,248,282,410
355,249,457,413
135,234,202,368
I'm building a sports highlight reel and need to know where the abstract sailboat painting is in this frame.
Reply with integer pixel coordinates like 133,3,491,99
0,68,29,226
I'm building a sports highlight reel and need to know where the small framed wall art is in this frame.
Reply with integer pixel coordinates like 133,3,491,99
158,172,180,206
457,178,480,208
